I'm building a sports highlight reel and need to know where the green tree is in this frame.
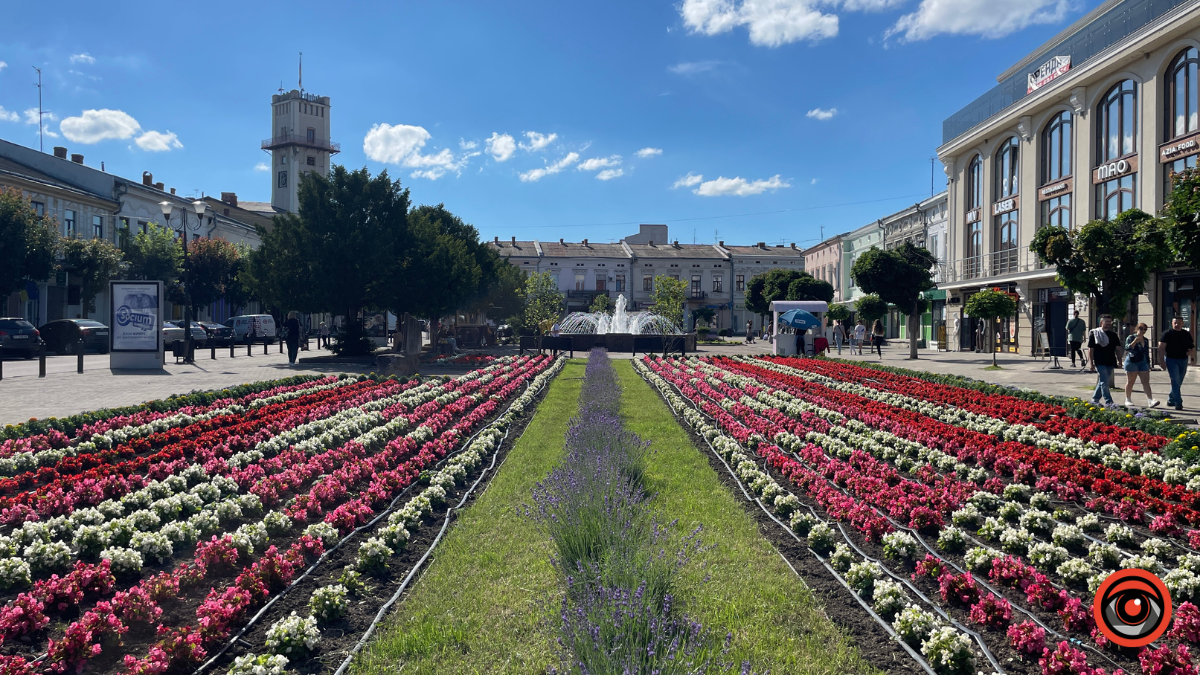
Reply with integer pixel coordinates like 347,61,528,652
59,237,123,318
827,303,851,323
521,271,564,343
691,307,716,332
850,243,935,360
745,269,833,321
1031,209,1171,316
1162,167,1200,272
123,222,182,286
745,273,770,318
404,205,494,348
186,237,243,318
964,289,1017,367
588,293,612,315
855,294,888,326
222,243,254,315
474,259,526,326
649,275,687,330
0,188,59,301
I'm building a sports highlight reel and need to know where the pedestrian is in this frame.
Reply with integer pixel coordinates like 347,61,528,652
833,320,846,355
1159,316,1195,411
1088,314,1123,407
1066,310,1087,368
319,321,330,349
871,319,885,357
1122,323,1159,408
976,322,986,353
853,320,866,355
746,319,754,344
797,328,807,358
284,311,301,365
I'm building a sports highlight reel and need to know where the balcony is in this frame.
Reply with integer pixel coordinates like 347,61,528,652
940,246,1053,286
261,133,341,154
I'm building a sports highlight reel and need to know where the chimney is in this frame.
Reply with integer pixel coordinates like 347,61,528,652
559,238,564,245
511,236,516,245
142,171,153,186
648,240,654,246
169,188,177,195
494,236,499,244
53,147,68,159
70,154,83,164
673,240,679,248
154,182,164,191
791,243,797,249
220,192,238,207
757,242,765,249
718,240,725,247
582,238,588,246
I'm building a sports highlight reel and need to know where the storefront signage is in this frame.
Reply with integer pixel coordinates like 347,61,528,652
1027,56,1071,93
1091,156,1138,184
110,281,160,352
991,195,1020,216
1038,176,1073,200
1159,132,1200,163
965,208,981,224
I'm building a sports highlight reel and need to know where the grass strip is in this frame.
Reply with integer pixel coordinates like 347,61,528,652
613,360,881,675
351,360,584,675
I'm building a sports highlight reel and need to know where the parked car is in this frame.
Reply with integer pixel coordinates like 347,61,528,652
162,322,208,348
0,318,42,359
223,314,277,344
38,319,109,355
197,321,234,347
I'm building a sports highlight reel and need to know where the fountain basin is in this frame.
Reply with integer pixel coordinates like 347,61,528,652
519,332,695,354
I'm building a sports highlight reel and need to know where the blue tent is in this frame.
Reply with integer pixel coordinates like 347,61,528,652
778,309,821,330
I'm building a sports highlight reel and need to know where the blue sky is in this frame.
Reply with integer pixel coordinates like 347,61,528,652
0,0,1094,248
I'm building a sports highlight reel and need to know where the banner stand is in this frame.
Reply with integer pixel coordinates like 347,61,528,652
108,280,164,370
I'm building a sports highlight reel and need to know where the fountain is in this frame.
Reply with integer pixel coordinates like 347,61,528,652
544,293,688,353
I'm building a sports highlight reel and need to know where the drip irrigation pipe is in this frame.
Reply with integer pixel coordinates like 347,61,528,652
193,360,559,675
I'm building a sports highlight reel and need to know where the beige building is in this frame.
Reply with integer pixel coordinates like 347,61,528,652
938,0,1200,358
264,89,337,214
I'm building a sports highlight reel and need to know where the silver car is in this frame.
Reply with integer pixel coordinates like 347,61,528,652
163,321,208,348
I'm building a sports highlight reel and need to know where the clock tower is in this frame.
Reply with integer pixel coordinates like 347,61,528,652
263,86,338,214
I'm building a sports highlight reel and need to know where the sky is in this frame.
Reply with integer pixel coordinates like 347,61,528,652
0,0,1096,249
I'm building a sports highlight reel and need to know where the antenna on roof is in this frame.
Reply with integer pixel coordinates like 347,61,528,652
298,52,303,93
278,81,284,94
32,67,47,153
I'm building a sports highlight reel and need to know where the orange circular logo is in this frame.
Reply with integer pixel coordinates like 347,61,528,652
1093,569,1172,648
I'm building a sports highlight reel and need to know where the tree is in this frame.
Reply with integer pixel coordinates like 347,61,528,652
59,237,123,318
1031,209,1171,316
521,271,563,342
964,289,1017,367
649,275,687,330
124,222,182,287
1162,167,1200,272
186,237,243,318
850,243,935,360
588,294,612,315
0,188,60,301
745,269,833,321
827,303,851,323
473,259,525,326
404,205,494,349
787,275,835,303
692,307,716,332
221,243,254,315
855,294,888,326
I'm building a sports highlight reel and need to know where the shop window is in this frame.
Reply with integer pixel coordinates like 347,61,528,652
1095,80,1138,219
1164,48,1200,204
1040,111,1073,229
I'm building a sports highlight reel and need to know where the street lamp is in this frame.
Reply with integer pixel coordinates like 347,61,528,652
161,200,205,363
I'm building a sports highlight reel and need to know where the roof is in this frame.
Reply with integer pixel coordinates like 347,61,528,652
535,241,629,259
237,201,283,216
0,156,118,206
720,244,805,257
802,236,844,256
622,242,727,259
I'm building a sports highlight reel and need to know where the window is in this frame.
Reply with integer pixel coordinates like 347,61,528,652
964,155,983,279
92,215,103,240
994,137,1019,274
574,271,585,291
64,210,75,237
966,155,983,211
31,201,44,217
306,128,316,143
995,137,1019,198
1095,79,1138,219
642,275,653,292
1041,111,1073,229
929,234,939,262
120,217,129,231
615,274,625,292
712,275,723,293
735,274,745,292
138,220,148,235
1165,48,1200,203
278,171,288,188
691,274,702,298
595,277,606,291
306,156,316,166
280,155,288,165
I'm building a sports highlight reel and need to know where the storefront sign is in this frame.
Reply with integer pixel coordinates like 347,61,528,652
110,281,160,352
1091,156,1138,184
1027,56,1071,93
991,195,1020,216
1159,132,1200,163
1038,176,1073,200
965,208,981,224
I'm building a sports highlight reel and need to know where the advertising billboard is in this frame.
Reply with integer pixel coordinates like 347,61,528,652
110,281,161,352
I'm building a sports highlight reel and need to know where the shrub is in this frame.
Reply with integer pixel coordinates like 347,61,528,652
308,584,348,623
379,524,409,550
789,512,817,537
963,547,998,573
999,527,1032,555
845,562,882,600
264,612,320,657
938,571,980,607
1088,542,1121,569
808,523,836,555
1121,554,1163,575
1038,641,1093,675
262,511,292,537
303,523,340,547
920,626,975,675
25,541,72,573
1027,543,1070,573
1051,524,1086,551
0,559,31,590
1141,537,1174,559
968,594,1011,629
1104,523,1135,546
130,532,173,564
1167,569,1200,603
1056,559,1096,588
338,569,366,596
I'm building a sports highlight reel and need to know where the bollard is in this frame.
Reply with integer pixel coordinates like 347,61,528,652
39,343,46,378
1,357,3,381
230,342,235,358
279,339,283,354
263,341,268,355
211,345,216,360
247,341,252,357
77,339,84,374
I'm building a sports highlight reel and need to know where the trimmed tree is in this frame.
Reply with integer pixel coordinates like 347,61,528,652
0,188,59,302
692,307,716,333
855,294,888,326
745,269,833,326
1162,166,1200,272
826,303,851,323
964,289,1017,367
59,236,123,318
850,243,935,360
1030,209,1171,316
649,275,687,330
521,271,563,345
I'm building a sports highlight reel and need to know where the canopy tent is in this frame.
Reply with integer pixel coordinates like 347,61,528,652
768,300,829,356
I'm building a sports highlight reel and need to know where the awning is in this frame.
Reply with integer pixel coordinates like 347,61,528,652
921,289,947,300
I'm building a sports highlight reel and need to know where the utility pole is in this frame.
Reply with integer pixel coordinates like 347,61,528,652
32,67,45,152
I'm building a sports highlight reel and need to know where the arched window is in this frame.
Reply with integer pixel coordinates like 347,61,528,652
964,155,983,279
1095,80,1138,219
1040,111,1072,228
994,138,1019,274
1164,48,1200,204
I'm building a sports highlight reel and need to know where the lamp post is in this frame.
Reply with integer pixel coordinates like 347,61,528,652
161,200,206,363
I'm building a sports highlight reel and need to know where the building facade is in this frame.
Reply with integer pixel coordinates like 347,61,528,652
938,0,1200,361
264,89,337,214
802,236,843,304
839,222,883,311
717,242,807,332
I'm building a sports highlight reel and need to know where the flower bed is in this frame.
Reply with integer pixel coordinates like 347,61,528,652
0,355,563,675
634,354,1200,675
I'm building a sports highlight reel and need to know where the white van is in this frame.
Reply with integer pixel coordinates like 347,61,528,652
223,314,278,344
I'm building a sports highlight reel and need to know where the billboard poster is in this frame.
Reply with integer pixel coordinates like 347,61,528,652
110,281,160,352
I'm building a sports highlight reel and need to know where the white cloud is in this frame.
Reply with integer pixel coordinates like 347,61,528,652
0,107,18,123
838,0,907,10
460,138,477,150
596,169,624,181
806,107,837,120
672,172,704,189
254,162,270,172
69,53,95,64
577,155,622,171
886,0,1069,41
694,174,790,196
519,131,557,152
519,152,580,182
24,108,57,125
679,0,839,47
668,60,723,75
636,147,663,158
362,123,473,179
0,62,7,72
485,132,516,162
135,130,183,152
60,109,141,143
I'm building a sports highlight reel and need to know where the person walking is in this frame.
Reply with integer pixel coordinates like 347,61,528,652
1088,314,1123,407
284,311,301,365
746,319,754,344
318,321,330,349
833,321,846,355
1122,322,1159,408
853,320,867,355
1159,316,1195,411
1066,310,1087,369
871,319,885,357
